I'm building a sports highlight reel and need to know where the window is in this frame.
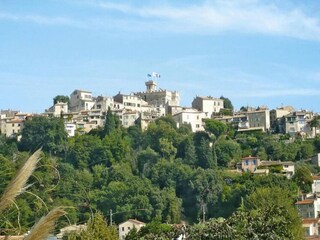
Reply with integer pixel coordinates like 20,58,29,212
128,227,131,230
196,124,200,128
245,160,249,165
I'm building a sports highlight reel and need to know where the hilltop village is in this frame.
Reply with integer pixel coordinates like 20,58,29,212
2,78,320,239
1,78,318,138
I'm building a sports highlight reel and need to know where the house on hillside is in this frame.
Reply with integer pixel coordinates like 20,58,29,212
240,156,295,179
118,219,145,240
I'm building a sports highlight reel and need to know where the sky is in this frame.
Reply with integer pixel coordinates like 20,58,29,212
1,0,320,113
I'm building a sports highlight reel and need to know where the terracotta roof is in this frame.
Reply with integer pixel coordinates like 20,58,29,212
0,237,24,240
8,119,24,123
128,219,145,225
295,199,315,205
302,218,319,224
242,156,258,160
306,237,320,240
119,219,145,226
313,176,320,180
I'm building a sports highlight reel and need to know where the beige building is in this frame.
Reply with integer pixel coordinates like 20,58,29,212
113,93,148,112
45,101,68,117
284,110,313,137
69,89,95,112
172,108,205,132
270,106,294,133
234,107,270,132
115,109,140,128
0,112,30,138
5,119,24,138
134,80,180,113
241,156,260,173
241,156,295,179
192,96,224,118
302,218,320,238
93,96,114,112
119,219,145,240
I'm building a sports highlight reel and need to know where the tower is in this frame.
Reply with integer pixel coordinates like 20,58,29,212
145,80,157,93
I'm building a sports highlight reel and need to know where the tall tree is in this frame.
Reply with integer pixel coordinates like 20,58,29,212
220,96,234,111
197,138,215,169
104,107,116,136
53,95,69,104
204,119,228,138
19,116,67,154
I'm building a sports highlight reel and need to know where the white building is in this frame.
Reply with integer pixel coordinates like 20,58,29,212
172,108,205,132
65,123,76,137
302,218,319,237
113,93,148,112
284,110,313,137
192,96,224,118
118,219,145,240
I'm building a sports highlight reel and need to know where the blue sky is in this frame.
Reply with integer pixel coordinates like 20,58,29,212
1,0,320,113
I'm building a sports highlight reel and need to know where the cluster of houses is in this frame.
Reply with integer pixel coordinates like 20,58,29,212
1,77,319,140
295,176,320,239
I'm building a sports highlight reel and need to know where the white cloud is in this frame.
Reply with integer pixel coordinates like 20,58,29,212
91,0,320,40
2,0,320,40
0,12,87,28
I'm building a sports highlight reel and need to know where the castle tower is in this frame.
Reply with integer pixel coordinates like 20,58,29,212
145,80,157,93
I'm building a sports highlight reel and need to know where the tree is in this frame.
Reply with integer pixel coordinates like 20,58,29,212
309,116,320,136
66,212,117,240
204,119,227,137
189,168,222,220
292,165,313,193
136,147,159,176
188,187,303,240
159,138,177,160
220,96,234,111
183,137,197,166
244,187,303,239
216,139,242,167
126,220,183,240
197,138,214,169
104,107,116,136
19,116,67,154
53,95,69,104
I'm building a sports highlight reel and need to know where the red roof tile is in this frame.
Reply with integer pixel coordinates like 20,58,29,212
295,199,315,205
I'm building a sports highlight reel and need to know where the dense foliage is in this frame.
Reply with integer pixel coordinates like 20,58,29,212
0,114,317,237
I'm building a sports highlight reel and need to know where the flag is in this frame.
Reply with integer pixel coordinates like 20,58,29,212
152,72,160,78
147,74,152,78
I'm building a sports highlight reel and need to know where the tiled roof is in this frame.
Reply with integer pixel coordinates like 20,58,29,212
295,199,315,205
8,119,24,123
312,176,320,180
0,237,24,240
302,218,319,224
128,219,145,225
241,156,258,160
